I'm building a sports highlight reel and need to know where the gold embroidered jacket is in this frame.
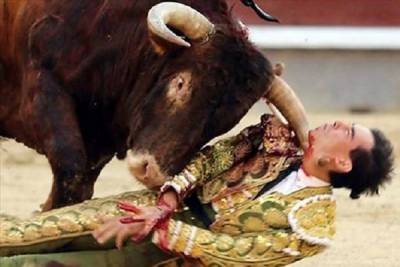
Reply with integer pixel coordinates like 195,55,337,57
0,115,335,267
156,114,336,267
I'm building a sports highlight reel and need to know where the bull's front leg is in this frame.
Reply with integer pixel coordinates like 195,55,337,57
28,70,93,211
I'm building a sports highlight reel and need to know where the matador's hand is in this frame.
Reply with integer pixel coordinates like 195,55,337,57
119,202,174,241
92,215,146,249
92,201,174,249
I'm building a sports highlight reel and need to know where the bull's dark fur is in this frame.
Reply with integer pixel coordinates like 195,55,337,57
0,0,273,209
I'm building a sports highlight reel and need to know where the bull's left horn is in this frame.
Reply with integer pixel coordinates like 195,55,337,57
266,76,310,150
147,2,215,48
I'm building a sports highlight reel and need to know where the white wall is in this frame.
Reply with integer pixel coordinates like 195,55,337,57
247,26,400,112
262,49,400,112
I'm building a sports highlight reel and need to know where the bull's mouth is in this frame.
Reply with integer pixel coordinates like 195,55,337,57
127,151,168,189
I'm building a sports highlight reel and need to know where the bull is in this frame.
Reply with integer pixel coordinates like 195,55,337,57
0,0,308,211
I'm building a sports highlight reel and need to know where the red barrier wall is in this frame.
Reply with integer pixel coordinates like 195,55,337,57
227,0,400,26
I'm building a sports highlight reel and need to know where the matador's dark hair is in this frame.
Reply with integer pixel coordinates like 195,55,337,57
329,128,395,199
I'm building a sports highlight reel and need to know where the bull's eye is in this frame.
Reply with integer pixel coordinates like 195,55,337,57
177,78,184,90
167,71,192,109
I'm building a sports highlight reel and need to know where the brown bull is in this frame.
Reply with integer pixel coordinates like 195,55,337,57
0,0,308,210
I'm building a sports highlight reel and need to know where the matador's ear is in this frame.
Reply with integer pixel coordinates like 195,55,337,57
334,158,352,173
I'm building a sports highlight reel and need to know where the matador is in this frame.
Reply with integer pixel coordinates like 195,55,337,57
0,112,393,267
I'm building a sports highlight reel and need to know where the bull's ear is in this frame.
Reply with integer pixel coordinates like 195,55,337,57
166,71,193,109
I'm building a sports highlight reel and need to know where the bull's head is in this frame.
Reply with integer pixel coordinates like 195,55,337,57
127,2,308,187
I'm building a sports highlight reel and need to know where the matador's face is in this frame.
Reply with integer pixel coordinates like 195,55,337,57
307,121,374,173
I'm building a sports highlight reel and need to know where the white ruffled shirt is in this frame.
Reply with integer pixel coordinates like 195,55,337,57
266,168,330,195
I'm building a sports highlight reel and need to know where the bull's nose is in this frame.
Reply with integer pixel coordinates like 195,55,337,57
127,156,147,177
127,152,167,189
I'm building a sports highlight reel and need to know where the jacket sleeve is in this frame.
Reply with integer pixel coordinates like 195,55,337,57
160,124,265,201
153,194,335,266
152,219,329,267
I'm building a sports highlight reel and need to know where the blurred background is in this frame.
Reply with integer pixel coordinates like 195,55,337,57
228,0,400,112
1,1,399,266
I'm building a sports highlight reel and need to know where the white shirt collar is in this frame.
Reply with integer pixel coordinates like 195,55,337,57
267,167,330,196
296,167,330,188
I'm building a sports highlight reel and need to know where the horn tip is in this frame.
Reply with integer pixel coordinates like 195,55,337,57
182,42,191,48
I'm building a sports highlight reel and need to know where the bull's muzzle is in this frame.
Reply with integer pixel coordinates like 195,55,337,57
127,151,167,189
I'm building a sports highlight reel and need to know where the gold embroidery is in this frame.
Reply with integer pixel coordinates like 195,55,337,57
289,195,336,246
0,190,157,247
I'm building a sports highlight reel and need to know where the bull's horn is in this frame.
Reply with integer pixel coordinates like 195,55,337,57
147,2,215,48
266,76,310,150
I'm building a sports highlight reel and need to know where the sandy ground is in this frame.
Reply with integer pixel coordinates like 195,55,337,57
1,112,399,266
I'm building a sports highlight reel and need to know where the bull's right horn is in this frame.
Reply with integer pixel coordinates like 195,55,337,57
147,2,215,48
265,76,310,150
